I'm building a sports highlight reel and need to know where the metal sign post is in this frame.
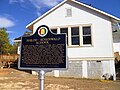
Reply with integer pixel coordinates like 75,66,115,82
39,70,45,90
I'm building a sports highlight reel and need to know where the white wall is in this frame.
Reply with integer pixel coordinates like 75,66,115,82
113,30,120,53
33,1,113,58
17,46,20,54
102,60,116,80
113,43,120,53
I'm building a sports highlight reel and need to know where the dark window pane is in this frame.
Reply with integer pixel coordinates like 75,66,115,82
66,37,68,45
83,36,91,44
60,28,68,45
83,27,91,35
71,27,79,35
51,29,57,34
72,37,79,45
60,28,68,36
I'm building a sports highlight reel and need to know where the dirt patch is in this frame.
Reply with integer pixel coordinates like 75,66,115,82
0,69,11,76
0,68,120,90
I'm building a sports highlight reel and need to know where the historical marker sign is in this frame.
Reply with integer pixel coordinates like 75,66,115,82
18,25,67,70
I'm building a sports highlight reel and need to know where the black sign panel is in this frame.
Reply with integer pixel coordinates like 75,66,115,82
18,25,67,70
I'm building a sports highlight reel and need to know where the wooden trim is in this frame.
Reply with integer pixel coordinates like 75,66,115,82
68,26,71,46
57,27,60,34
69,57,115,61
79,26,82,46
68,45,80,48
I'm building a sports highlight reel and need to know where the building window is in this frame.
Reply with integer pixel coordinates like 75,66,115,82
66,8,72,17
82,26,92,45
50,25,92,47
51,29,57,34
60,28,68,44
71,27,79,45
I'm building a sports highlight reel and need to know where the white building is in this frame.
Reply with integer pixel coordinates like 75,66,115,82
23,0,120,80
113,26,120,53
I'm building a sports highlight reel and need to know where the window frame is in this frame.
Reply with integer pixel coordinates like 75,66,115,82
66,8,72,17
60,27,68,45
81,25,92,46
50,24,93,47
71,26,80,46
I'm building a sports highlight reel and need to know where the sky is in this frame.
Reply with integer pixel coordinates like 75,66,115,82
0,0,120,44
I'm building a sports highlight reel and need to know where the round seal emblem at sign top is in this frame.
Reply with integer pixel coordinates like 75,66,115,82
38,27,48,37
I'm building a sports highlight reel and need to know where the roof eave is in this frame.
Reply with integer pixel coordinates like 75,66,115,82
73,0,120,22
26,0,120,31
13,40,21,43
